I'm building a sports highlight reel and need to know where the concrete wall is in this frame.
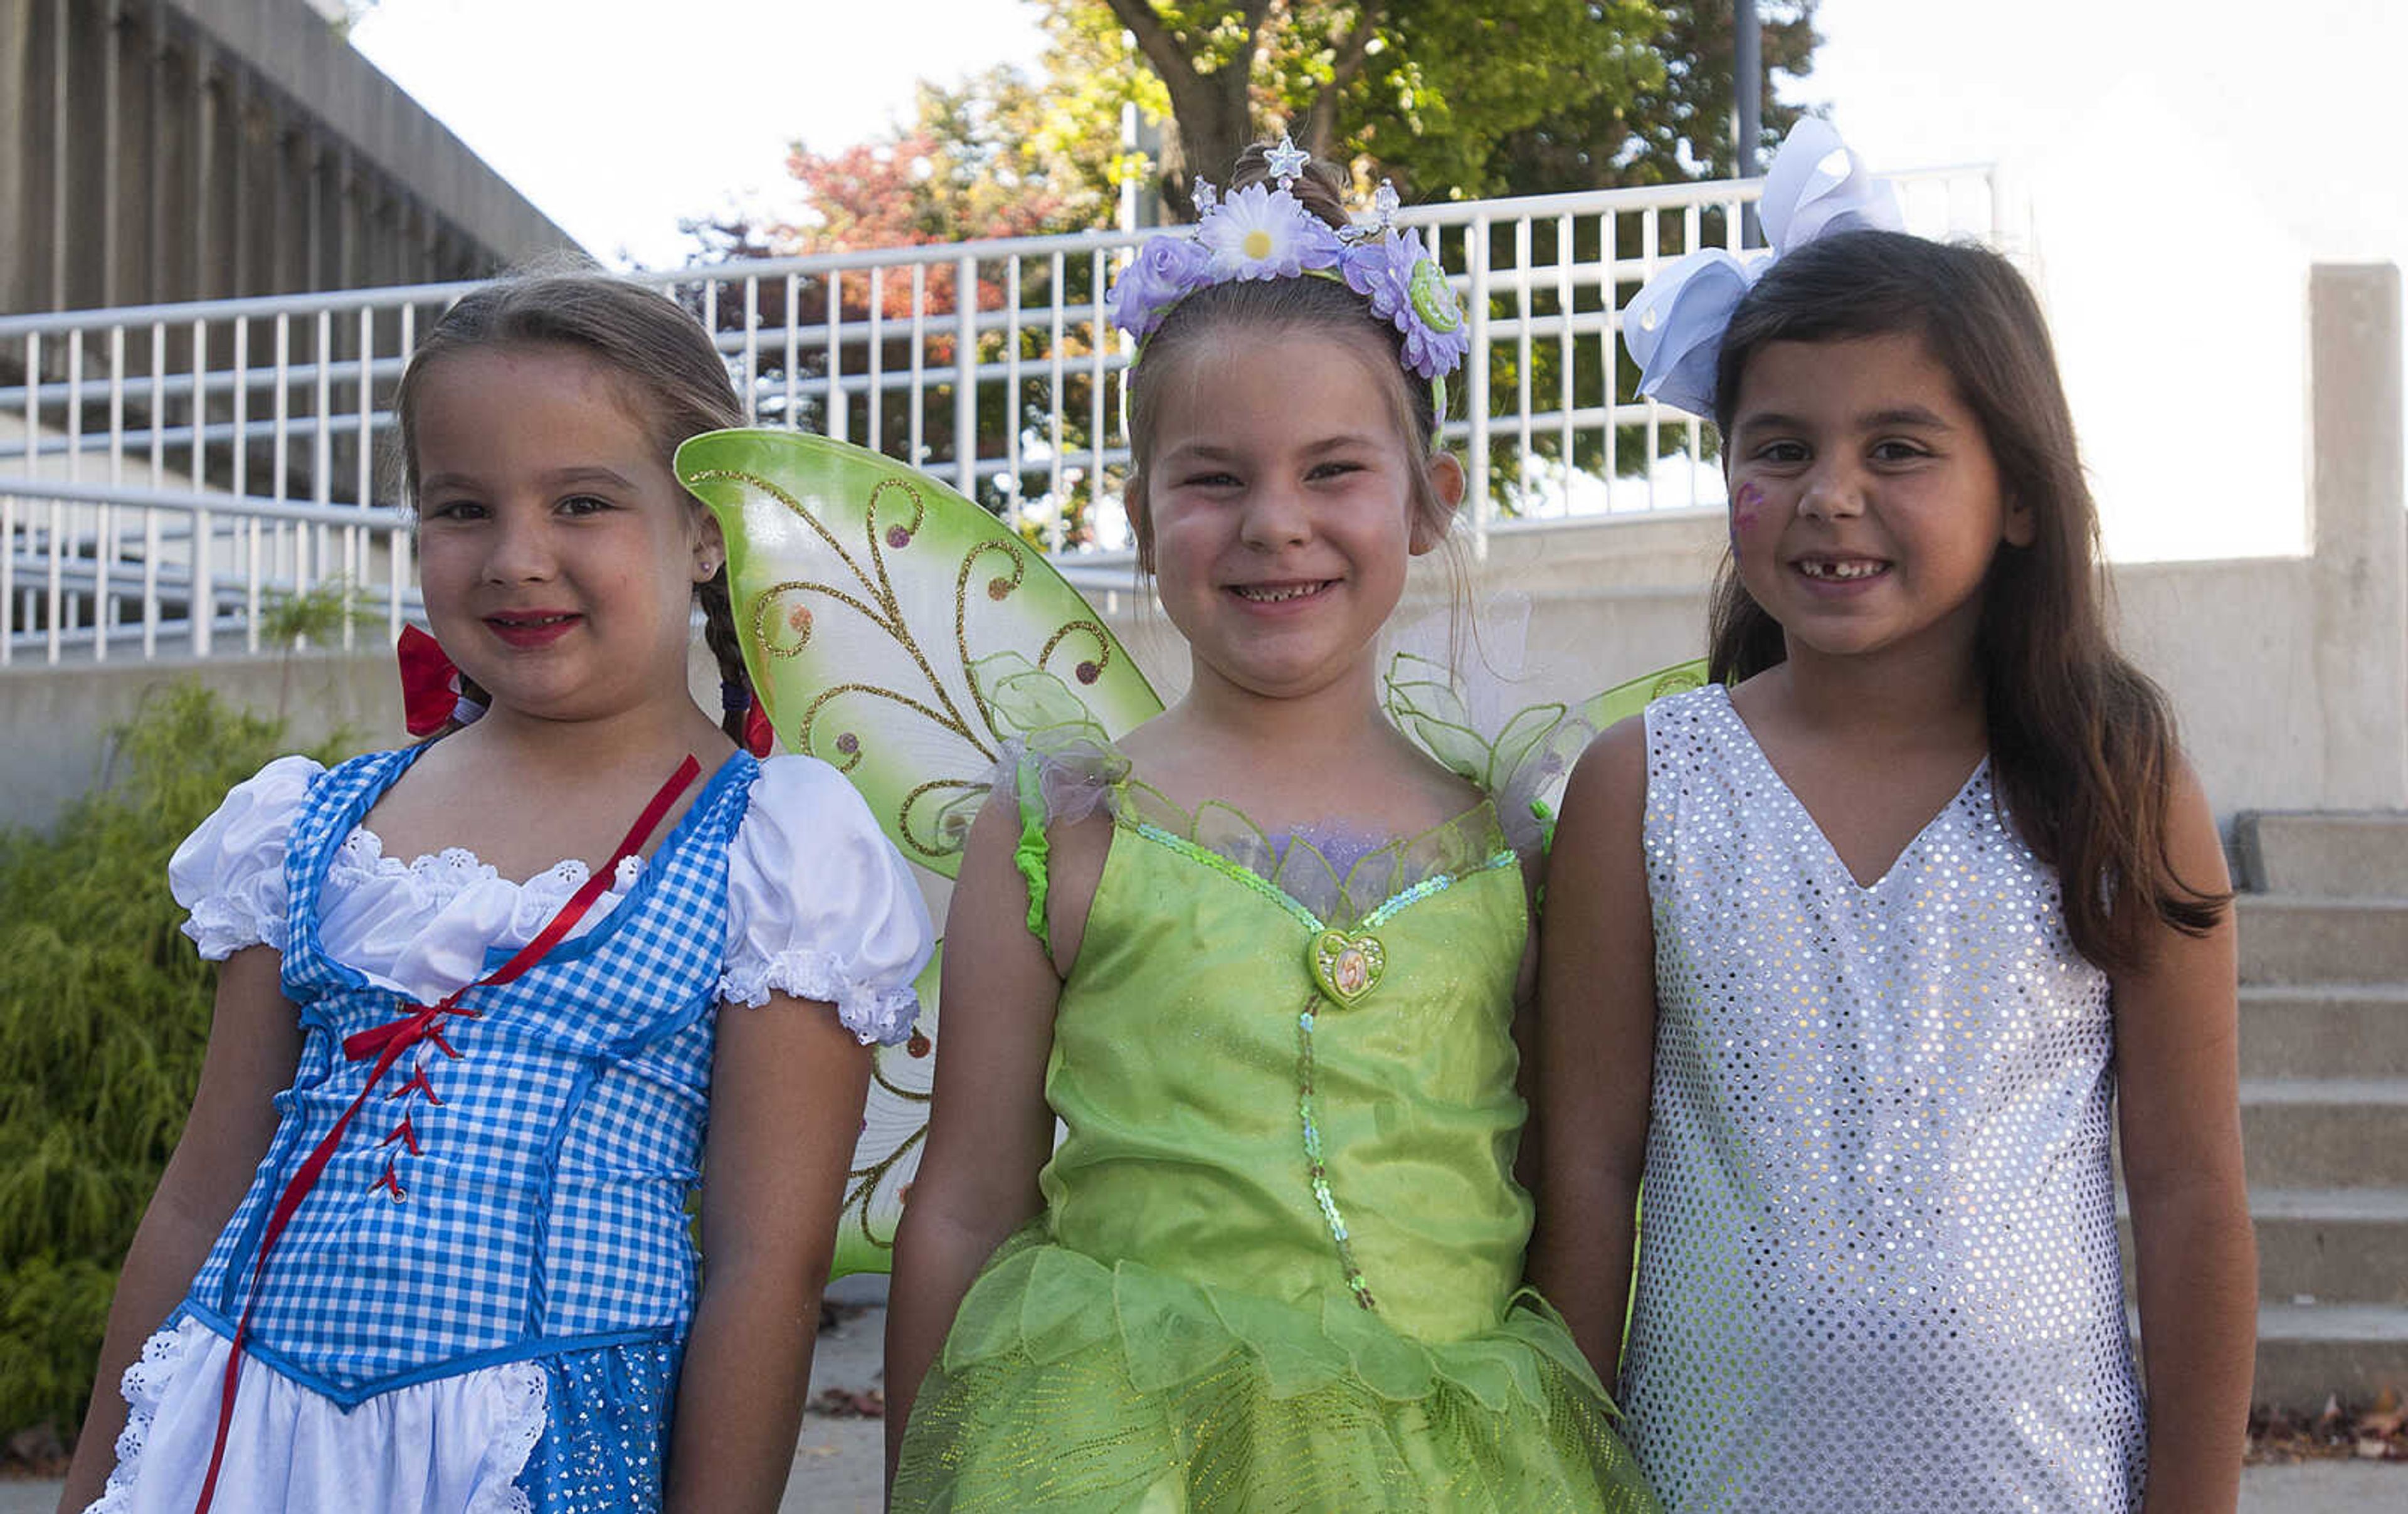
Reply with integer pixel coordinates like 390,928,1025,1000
2,647,401,828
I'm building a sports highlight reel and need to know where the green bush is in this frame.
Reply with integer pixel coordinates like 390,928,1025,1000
0,683,341,1442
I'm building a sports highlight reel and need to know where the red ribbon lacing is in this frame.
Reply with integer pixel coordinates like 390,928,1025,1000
190,754,702,1514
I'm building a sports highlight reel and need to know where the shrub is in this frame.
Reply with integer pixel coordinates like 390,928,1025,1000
0,682,339,1442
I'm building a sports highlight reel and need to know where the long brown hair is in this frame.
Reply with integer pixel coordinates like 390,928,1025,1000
394,270,752,745
1705,231,2226,971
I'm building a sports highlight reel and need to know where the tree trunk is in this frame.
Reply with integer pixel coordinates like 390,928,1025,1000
1099,0,1272,220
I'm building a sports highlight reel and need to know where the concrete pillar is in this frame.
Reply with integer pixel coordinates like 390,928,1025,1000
56,0,113,310
2307,263,2408,809
100,0,126,307
304,136,327,290
274,120,306,295
186,33,212,302
201,47,238,300
147,3,182,309
0,0,33,315
227,71,253,297
47,0,69,309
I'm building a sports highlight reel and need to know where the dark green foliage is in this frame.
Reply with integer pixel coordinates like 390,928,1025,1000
0,684,338,1440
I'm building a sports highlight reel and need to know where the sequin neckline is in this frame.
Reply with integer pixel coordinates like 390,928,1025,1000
1706,685,1990,894
1115,778,1515,933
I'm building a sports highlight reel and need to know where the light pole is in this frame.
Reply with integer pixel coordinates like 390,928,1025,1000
1735,0,1763,245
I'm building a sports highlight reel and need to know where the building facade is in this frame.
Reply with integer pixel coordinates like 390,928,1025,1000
0,0,577,317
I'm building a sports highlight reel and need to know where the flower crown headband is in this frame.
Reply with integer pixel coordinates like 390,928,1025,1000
1105,135,1471,412
1622,119,1905,420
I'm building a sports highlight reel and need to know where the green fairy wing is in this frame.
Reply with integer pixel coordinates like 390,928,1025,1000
677,429,1162,1276
1576,659,1710,732
1383,653,1710,850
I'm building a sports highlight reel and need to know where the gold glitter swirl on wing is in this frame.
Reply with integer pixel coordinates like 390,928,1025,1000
899,777,990,862
955,538,1027,736
692,466,995,763
747,580,885,660
1040,618,1114,684
796,682,963,767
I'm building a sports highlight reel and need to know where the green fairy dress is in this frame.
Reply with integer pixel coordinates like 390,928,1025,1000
672,429,1691,1512
891,746,1659,1512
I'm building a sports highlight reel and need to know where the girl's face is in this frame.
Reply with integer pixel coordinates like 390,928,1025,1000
1724,330,2032,670
410,344,718,728
1134,330,1457,705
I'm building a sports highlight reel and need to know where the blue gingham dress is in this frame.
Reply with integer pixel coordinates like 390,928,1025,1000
90,744,927,1514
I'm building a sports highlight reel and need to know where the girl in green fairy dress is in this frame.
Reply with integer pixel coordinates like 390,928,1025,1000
880,140,1660,1513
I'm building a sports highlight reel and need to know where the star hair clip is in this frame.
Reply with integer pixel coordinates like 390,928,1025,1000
1104,134,1470,393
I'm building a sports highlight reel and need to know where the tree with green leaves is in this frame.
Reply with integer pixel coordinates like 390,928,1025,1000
694,1,1819,517
709,2,1819,255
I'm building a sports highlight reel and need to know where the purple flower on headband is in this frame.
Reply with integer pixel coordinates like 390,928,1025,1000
1340,233,1415,322
1341,229,1469,380
1106,233,1213,341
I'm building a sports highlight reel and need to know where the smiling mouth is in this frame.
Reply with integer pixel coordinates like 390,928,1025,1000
485,611,583,644
1229,580,1335,603
1794,559,1889,581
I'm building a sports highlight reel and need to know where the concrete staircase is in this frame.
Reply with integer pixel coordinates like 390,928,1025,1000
2232,812,2408,1406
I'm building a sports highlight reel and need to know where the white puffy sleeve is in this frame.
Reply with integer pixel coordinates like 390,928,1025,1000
722,754,934,1046
167,754,325,960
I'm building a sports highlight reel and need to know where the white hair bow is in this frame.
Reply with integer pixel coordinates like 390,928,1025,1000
1621,119,1904,419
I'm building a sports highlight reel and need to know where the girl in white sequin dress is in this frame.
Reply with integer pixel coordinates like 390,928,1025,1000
1534,127,2255,1513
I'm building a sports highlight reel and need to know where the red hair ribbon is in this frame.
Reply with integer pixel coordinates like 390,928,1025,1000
396,626,482,736
723,678,775,758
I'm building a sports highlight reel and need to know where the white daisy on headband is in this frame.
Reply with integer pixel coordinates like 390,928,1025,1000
1198,182,1345,282
1104,134,1472,393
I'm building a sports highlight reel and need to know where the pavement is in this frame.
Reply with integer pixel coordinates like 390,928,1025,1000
8,1284,2400,1512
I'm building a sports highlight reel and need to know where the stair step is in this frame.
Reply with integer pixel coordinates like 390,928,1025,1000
2257,1190,2408,1308
2240,1081,2408,1189
2252,1302,2408,1405
2236,810,2408,896
2241,985,2408,1079
2125,1190,2408,1307
2237,897,2408,985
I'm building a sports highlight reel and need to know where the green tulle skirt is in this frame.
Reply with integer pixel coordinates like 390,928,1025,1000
892,1232,1660,1513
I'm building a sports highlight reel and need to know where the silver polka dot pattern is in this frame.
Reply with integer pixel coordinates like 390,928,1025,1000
1619,687,2145,1511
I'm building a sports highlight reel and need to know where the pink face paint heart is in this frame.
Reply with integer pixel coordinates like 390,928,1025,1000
1731,481,1766,532
1728,480,1766,553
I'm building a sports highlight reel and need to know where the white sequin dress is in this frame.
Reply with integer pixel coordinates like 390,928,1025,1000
1620,686,2145,1511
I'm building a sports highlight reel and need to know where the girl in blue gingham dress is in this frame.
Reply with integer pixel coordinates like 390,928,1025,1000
60,274,933,1514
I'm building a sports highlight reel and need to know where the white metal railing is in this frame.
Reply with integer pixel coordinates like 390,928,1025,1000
0,166,2000,665
0,475,418,664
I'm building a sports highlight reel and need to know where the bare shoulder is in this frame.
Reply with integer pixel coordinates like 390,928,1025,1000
2156,748,2234,896
1561,712,1650,823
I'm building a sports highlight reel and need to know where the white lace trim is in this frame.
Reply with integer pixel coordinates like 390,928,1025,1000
87,1318,211,1514
719,947,921,1047
330,828,646,906
182,889,290,960
465,1362,548,1514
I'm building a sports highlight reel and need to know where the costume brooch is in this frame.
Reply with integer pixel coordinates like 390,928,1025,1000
1104,134,1471,384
